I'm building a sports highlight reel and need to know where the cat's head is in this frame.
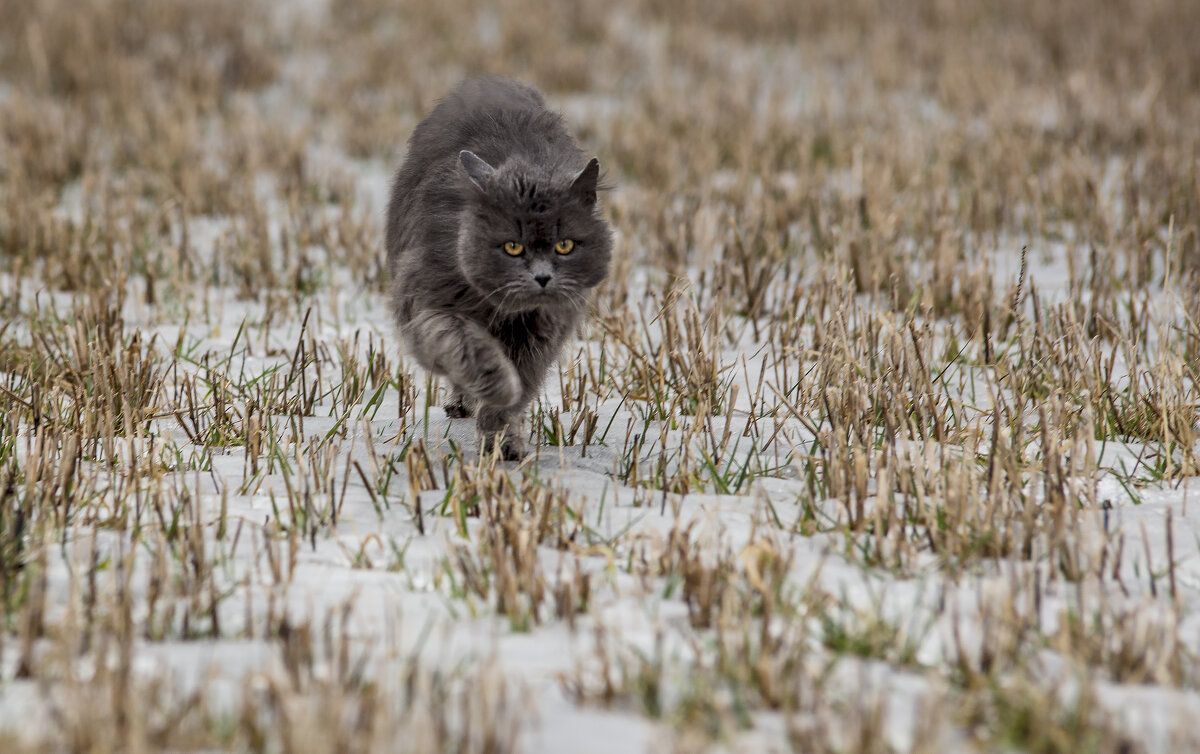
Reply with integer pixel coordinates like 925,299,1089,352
455,150,612,314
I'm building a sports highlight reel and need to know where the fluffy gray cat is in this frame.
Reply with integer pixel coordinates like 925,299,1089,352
386,76,613,459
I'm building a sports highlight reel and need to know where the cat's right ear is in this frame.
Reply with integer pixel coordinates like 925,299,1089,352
460,151,496,190
570,157,601,206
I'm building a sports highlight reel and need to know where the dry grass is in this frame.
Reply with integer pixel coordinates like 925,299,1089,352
2,0,1199,750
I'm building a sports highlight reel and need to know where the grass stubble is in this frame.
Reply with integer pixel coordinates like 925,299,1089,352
1,0,1199,751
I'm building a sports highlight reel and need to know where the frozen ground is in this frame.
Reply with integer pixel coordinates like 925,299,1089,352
4,185,1200,751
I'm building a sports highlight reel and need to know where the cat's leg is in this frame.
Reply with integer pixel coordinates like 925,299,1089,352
508,315,578,417
480,322,576,461
403,311,522,409
477,406,525,461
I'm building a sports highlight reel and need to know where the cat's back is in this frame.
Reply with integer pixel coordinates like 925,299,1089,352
400,76,554,178
386,77,558,262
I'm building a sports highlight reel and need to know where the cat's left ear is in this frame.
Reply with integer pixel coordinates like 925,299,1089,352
460,150,496,189
570,157,601,206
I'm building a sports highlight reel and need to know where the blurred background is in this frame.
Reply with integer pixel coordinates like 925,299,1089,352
2,0,1197,301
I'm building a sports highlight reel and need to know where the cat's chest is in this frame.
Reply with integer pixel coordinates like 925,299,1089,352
488,309,563,350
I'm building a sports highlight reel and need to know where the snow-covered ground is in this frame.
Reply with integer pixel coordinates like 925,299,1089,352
2,1,1199,752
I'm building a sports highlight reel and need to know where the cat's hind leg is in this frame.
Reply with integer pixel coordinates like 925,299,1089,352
403,311,522,409
443,387,473,418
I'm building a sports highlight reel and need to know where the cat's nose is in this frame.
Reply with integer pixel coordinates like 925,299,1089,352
534,274,552,288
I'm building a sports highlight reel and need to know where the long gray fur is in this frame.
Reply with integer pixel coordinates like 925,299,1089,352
386,76,613,459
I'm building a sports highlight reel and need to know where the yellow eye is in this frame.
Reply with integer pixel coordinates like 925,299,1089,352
503,241,524,256
555,239,575,255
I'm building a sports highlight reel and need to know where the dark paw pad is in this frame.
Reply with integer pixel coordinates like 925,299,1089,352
444,400,472,418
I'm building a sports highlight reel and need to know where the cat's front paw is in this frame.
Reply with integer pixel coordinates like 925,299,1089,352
483,433,525,461
473,359,523,408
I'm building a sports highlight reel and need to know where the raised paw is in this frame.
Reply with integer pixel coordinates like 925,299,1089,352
404,311,522,409
471,358,523,409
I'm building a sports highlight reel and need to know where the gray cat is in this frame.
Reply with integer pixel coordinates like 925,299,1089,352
386,76,613,459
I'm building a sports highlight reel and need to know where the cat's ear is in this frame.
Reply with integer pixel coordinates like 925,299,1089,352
460,150,496,189
570,157,601,206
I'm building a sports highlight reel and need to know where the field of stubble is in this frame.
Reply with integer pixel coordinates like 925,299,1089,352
2,1,1200,751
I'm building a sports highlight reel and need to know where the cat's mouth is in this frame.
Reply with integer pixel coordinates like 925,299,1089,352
526,286,561,305
509,284,577,312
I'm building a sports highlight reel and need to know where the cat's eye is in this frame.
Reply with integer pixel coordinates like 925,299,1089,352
554,239,575,255
503,241,524,256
